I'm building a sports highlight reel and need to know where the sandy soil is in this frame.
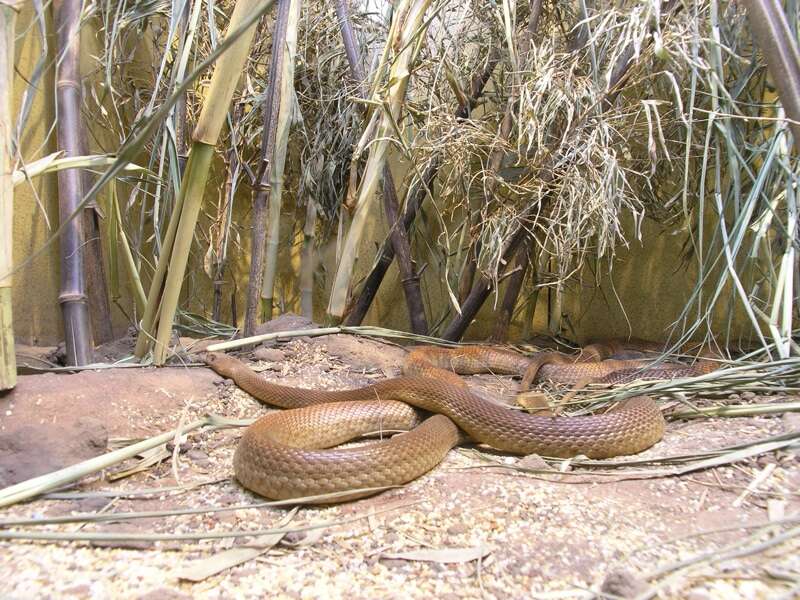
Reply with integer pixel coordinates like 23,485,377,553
0,334,798,599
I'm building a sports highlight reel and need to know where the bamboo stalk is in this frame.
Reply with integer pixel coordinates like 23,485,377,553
243,0,291,336
0,0,20,390
441,224,529,340
455,0,541,317
259,0,301,323
83,208,114,343
54,0,93,365
111,185,147,314
335,1,428,333
382,166,428,333
491,233,531,341
212,105,243,323
135,0,277,364
300,199,317,318
327,0,433,319
742,0,800,146
442,0,681,342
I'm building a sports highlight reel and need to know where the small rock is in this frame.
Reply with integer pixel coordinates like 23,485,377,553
76,496,111,513
741,391,757,400
63,584,91,596
186,449,209,464
727,393,741,401
446,523,469,535
782,412,800,433
137,588,192,600
380,559,409,570
600,569,648,598
517,454,551,470
282,531,307,545
165,441,191,454
253,313,317,336
685,592,712,600
254,347,286,362
179,337,220,353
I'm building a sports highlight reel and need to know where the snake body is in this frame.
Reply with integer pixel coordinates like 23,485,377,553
205,344,713,501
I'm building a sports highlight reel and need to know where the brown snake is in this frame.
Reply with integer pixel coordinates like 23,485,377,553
204,344,716,501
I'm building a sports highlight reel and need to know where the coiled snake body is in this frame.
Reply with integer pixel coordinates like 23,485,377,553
204,344,714,501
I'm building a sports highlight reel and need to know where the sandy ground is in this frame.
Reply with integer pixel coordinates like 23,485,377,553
0,334,798,599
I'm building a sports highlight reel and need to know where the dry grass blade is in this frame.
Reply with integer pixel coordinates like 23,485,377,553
174,507,299,581
380,544,491,563
0,501,418,543
462,430,800,480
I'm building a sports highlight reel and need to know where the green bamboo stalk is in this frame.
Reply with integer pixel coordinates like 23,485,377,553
110,184,147,313
244,0,290,335
327,0,433,319
151,145,215,362
134,0,276,364
259,0,301,322
0,0,21,390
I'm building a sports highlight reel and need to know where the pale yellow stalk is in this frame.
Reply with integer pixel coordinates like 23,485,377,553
0,0,22,390
327,0,433,318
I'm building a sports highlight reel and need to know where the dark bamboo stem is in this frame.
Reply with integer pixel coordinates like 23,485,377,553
343,46,501,326
382,166,428,332
243,0,289,337
490,233,532,341
441,222,530,341
54,0,93,365
81,209,114,343
335,0,428,333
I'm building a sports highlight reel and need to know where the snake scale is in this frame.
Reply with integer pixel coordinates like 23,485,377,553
204,343,716,501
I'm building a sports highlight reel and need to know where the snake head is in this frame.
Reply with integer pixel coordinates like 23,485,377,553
202,352,236,377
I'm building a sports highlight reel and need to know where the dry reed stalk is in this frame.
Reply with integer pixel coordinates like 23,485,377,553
743,0,800,145
259,0,301,323
0,0,20,389
243,0,293,336
300,199,316,318
327,0,433,319
335,0,428,333
343,47,501,327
